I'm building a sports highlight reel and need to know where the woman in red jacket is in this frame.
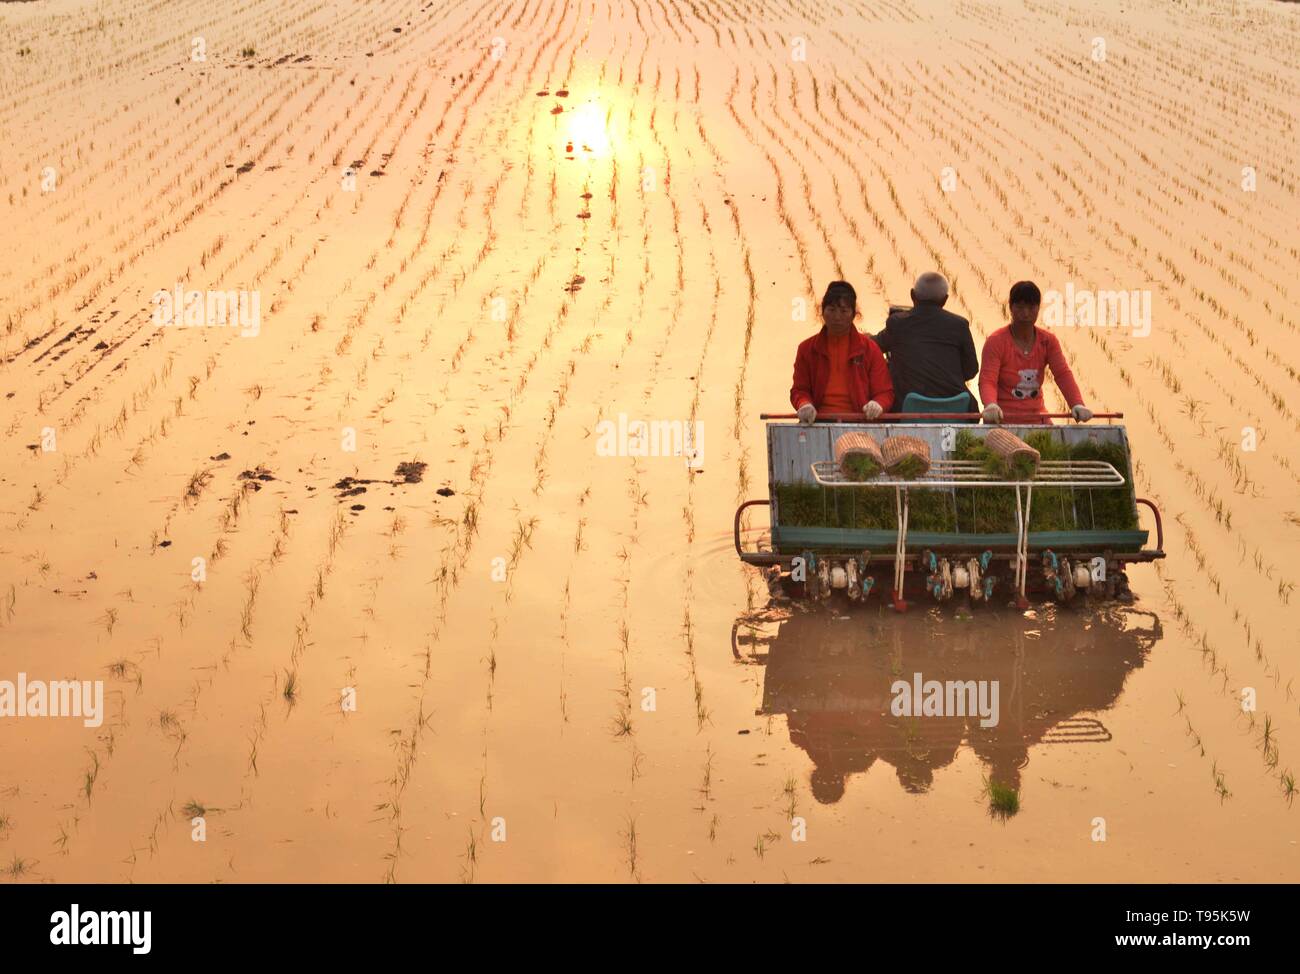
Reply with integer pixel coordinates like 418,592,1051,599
979,280,1093,425
790,281,894,424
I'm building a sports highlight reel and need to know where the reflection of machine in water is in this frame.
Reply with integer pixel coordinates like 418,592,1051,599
732,603,1162,806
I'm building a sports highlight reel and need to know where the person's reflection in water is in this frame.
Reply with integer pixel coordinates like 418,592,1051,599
735,602,1161,808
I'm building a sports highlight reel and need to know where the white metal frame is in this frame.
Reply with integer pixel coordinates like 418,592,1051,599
809,459,1125,604
810,459,1125,489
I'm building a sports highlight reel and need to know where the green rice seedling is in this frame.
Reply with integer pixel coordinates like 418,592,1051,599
841,454,881,480
1281,770,1296,803
610,709,633,737
773,482,825,527
625,817,640,878
1021,432,1066,459
1015,433,1073,530
955,485,1018,533
832,483,863,527
465,827,478,866
508,516,539,565
694,682,710,730
957,429,1021,479
888,453,930,480
1259,716,1279,768
328,511,347,557
783,775,798,819
282,668,299,703
953,432,1018,531
82,751,100,802
983,777,1019,819
6,854,33,879
1068,439,1138,530
1028,486,1074,532
949,431,1140,532
180,800,207,819
1211,761,1231,802
847,486,892,528
184,468,213,502
907,489,957,532
630,743,646,784
1001,452,1039,479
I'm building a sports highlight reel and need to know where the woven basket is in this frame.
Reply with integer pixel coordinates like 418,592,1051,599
835,431,884,480
882,435,931,478
984,428,1040,478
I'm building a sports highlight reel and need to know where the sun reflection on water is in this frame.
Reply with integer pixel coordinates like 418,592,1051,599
559,97,611,158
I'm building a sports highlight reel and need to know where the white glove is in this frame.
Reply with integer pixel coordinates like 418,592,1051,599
982,403,1003,424
797,403,817,425
862,401,884,421
1072,404,1093,422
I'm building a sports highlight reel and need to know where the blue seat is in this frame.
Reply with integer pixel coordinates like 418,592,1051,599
900,392,977,424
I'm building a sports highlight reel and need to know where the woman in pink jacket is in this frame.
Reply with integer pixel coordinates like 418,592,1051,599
978,281,1093,425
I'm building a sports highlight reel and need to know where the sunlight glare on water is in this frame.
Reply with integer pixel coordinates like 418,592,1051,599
560,97,612,158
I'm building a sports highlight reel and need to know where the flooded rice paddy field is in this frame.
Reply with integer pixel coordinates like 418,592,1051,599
0,0,1297,881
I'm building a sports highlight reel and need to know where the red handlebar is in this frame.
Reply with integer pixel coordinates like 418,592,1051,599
759,412,1124,421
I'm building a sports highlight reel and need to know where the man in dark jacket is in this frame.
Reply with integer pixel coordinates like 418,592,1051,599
872,272,979,414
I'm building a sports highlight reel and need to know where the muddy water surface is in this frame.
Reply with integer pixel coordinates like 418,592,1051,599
0,0,1297,882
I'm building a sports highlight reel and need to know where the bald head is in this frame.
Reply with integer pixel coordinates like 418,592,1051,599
911,272,949,307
